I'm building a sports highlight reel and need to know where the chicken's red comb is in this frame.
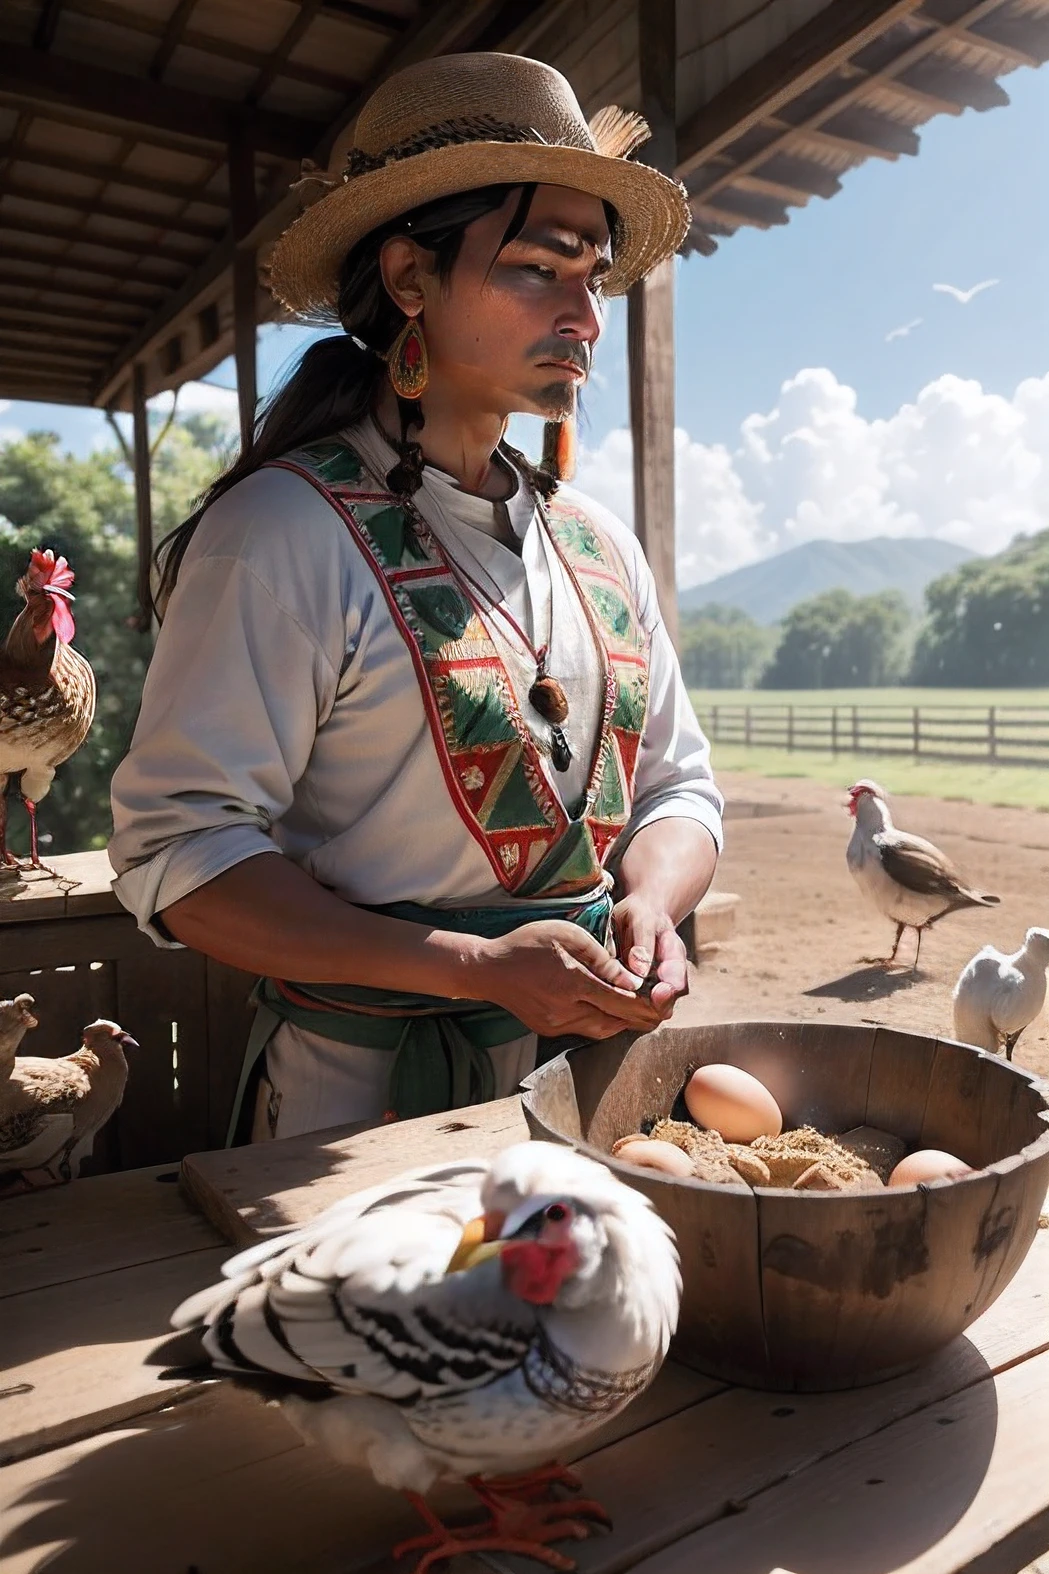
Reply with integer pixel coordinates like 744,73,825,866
28,548,75,592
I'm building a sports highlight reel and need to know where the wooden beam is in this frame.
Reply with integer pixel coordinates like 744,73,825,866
694,188,791,229
0,265,156,312
676,0,921,178
33,0,66,51
887,62,1011,114
0,309,127,344
247,0,327,108
0,242,178,288
321,0,408,33
61,0,363,98
0,340,106,369
229,128,258,455
131,362,154,633
0,381,93,404
780,108,921,159
0,142,227,208
628,0,678,648
0,215,204,264
628,257,677,648
148,0,201,81
0,43,325,159
0,173,225,241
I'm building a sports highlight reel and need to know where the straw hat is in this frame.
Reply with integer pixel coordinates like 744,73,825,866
268,53,691,320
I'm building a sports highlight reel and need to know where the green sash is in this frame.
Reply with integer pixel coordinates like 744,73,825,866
226,892,612,1143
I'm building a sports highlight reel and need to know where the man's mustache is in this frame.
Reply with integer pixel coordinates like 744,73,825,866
528,339,591,376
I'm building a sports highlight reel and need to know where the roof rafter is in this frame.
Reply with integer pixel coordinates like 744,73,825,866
0,143,228,208
0,173,226,240
0,43,326,158
0,214,204,264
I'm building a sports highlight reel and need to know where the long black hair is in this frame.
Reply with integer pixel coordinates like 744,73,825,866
154,182,569,616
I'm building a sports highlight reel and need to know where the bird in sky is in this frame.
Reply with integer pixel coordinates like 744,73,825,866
932,279,999,304
886,318,923,342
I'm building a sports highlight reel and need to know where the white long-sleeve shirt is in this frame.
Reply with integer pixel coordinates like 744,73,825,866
109,425,723,1136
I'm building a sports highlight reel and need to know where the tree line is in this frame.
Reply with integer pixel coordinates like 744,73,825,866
680,528,1049,690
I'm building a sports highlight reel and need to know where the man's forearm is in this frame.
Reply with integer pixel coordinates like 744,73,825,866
161,853,483,996
615,817,719,922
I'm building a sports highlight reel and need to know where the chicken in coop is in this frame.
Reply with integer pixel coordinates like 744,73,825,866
953,928,1049,1061
0,549,96,871
0,993,38,1077
0,1018,137,1189
846,779,999,968
168,1141,680,1572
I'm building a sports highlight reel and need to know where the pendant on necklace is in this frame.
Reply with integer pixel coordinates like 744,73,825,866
529,645,570,726
550,725,572,773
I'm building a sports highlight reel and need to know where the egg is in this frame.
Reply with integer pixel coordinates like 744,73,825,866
888,1149,973,1187
612,1138,694,1178
684,1064,783,1144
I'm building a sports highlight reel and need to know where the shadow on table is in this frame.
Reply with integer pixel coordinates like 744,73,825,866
1,1384,471,1574
664,1342,1000,1574
803,963,925,1003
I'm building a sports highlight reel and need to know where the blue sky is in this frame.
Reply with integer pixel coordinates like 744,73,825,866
2,63,1046,582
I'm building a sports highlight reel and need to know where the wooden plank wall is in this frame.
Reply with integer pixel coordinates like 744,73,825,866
0,908,255,1171
527,0,639,112
677,0,835,121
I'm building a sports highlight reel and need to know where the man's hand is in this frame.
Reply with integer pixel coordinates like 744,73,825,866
612,894,689,1018
474,920,668,1040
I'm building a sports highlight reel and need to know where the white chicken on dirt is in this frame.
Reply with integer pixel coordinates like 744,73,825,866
0,548,96,870
169,1141,680,1573
846,779,999,968
953,928,1049,1061
0,1018,137,1186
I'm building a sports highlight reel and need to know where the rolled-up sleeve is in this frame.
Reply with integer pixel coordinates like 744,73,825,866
109,469,344,944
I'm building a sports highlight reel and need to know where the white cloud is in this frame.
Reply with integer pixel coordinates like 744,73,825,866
0,398,23,447
573,367,1049,586
149,381,239,421
885,318,922,342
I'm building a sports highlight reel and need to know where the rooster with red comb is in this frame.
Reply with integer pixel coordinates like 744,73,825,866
0,549,96,871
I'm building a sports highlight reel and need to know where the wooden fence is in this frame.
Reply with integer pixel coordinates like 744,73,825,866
695,702,1049,767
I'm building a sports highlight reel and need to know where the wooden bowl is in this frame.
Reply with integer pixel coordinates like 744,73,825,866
521,1021,1049,1392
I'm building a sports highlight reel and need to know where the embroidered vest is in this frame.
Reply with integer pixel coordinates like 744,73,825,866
270,441,650,901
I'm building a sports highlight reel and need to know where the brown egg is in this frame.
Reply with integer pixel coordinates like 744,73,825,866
613,1138,694,1178
888,1149,973,1187
684,1064,783,1144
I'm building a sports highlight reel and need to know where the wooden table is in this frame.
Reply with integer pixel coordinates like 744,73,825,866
3,1097,1049,1574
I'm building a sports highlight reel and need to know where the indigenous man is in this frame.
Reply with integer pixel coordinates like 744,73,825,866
109,53,724,1143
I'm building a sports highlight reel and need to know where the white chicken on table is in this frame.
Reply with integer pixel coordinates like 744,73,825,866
0,993,38,1076
846,780,999,968
952,928,1049,1061
170,1140,680,1572
0,1018,137,1186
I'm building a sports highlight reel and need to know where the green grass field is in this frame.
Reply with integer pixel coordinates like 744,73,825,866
687,688,1049,810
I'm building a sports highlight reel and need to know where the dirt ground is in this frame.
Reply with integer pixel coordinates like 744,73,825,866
678,770,1049,1083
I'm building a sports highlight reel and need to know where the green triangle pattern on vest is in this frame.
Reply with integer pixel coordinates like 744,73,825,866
590,736,627,821
516,819,601,898
299,441,364,487
612,670,647,733
480,753,553,831
352,501,418,566
440,673,519,748
549,511,604,561
588,584,633,640
407,584,473,644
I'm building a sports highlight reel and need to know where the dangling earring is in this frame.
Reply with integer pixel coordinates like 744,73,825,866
386,315,428,400
542,415,576,483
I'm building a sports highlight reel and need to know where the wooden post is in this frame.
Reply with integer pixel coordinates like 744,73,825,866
787,705,794,752
228,126,258,456
988,705,997,762
131,362,153,634
852,704,859,752
831,705,839,755
628,0,678,647
744,705,752,748
913,706,921,758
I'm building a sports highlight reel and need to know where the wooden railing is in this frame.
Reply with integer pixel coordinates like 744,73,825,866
695,702,1049,767
0,852,255,1174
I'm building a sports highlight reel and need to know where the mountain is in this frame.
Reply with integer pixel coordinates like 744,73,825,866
679,537,976,625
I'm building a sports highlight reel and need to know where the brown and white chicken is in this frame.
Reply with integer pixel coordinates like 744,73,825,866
0,993,38,1078
0,1018,137,1186
0,548,96,869
846,779,999,968
170,1141,680,1572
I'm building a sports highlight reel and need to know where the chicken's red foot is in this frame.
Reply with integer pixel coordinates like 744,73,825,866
481,1462,586,1500
394,1485,608,1574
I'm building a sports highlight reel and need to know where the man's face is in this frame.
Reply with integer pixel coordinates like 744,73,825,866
415,184,612,420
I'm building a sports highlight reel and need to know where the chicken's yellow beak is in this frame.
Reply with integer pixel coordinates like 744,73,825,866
447,1215,505,1274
